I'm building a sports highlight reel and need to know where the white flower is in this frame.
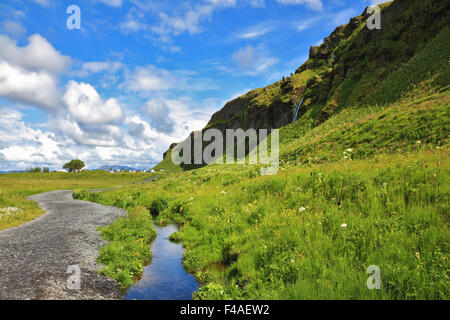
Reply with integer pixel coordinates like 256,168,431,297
189,197,194,201
299,207,306,213
220,190,227,195
346,148,353,152
0,207,20,218
341,223,347,228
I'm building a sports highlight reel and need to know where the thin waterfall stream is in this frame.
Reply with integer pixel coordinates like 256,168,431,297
292,97,304,123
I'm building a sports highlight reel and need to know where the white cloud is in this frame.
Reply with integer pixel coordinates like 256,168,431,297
63,81,124,125
2,20,27,38
123,65,176,92
138,96,217,143
73,61,123,77
142,99,175,133
0,108,62,166
120,7,149,34
0,34,70,74
54,116,122,147
128,0,238,43
234,24,273,40
0,61,61,110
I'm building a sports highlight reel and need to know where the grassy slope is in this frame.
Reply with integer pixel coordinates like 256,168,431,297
0,171,150,230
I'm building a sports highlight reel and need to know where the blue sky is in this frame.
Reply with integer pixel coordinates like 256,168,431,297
0,0,381,171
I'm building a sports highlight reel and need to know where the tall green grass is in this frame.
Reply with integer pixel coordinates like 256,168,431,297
76,148,449,299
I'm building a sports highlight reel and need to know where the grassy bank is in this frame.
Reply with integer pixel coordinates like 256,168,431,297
95,205,156,288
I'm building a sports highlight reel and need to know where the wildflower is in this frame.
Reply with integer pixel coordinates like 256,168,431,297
341,223,347,228
189,197,194,201
299,207,306,213
220,190,227,195
346,148,353,152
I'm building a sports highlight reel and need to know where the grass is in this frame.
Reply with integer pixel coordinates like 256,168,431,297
94,206,156,288
0,171,150,230
280,89,450,166
75,146,449,299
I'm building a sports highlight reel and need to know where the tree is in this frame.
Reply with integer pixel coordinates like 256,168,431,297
63,160,85,172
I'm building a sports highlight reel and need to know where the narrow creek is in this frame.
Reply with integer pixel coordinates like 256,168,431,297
125,223,199,300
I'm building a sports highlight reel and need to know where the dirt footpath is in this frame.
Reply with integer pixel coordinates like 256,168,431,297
0,190,125,300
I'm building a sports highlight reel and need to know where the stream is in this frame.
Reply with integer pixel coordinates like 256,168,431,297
125,223,199,300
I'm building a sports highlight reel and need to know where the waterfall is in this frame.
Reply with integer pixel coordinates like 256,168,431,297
292,97,304,123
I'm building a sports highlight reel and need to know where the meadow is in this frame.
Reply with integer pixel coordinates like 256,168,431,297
74,147,449,299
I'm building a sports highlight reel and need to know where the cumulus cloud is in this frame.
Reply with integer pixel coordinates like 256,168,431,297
0,108,62,167
142,99,175,133
0,34,70,110
54,115,122,147
0,34,70,74
63,81,124,125
0,61,61,110
123,65,176,92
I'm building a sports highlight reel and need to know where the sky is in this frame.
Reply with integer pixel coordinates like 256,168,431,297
0,0,383,171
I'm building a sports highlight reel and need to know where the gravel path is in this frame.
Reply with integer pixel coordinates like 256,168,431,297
135,175,159,184
0,190,126,300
